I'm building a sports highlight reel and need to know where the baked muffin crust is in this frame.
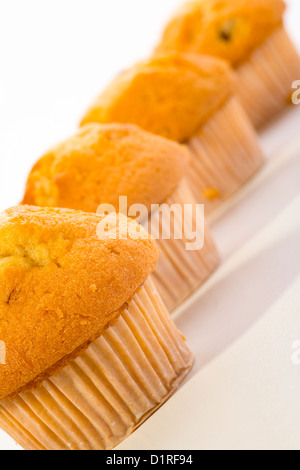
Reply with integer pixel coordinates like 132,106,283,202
0,205,158,399
156,0,286,66
23,123,189,212
81,54,234,142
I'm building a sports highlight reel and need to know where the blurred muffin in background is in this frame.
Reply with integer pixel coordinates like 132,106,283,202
81,54,264,213
156,0,300,128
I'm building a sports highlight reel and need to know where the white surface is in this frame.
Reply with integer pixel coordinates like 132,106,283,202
120,250,300,450
117,139,300,451
0,0,300,451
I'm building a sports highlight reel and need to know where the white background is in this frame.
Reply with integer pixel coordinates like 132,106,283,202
0,0,300,211
0,0,300,451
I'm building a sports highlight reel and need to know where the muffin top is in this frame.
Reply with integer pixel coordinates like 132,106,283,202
23,123,189,213
0,205,158,399
81,54,235,143
156,0,286,66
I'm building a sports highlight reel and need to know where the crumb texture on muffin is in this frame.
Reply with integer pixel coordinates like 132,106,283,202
23,123,189,213
156,0,286,65
81,54,235,142
0,205,158,400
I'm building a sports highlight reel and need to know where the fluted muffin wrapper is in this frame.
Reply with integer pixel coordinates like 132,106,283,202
236,26,300,129
187,97,264,214
146,180,220,312
0,278,193,450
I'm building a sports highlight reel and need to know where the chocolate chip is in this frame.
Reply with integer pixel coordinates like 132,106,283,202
219,19,236,42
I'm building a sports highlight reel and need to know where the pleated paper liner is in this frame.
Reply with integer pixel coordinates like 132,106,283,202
146,179,220,312
0,278,193,451
187,97,264,214
236,26,300,129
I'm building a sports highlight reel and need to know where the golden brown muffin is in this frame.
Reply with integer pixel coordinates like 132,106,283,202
156,1,299,129
0,206,193,450
0,205,158,400
21,123,220,313
156,0,286,66
23,123,189,213
81,53,235,143
79,52,263,215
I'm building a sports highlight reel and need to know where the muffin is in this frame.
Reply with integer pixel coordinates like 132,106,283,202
0,205,193,450
156,0,300,129
22,123,219,311
81,54,264,213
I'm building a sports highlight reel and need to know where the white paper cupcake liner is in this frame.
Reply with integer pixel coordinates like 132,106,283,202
187,97,264,214
236,26,300,129
146,180,220,311
0,278,193,450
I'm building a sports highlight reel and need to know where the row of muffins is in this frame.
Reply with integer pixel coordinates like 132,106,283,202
1,0,299,451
